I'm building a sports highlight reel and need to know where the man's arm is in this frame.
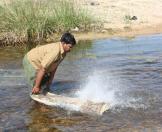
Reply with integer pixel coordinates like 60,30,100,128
32,66,46,94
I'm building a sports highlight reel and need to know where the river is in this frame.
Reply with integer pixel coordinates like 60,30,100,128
0,34,162,131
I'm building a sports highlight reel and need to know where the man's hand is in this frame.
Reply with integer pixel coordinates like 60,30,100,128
32,66,45,94
32,87,41,94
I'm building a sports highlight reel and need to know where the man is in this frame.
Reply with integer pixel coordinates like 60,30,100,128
23,32,76,94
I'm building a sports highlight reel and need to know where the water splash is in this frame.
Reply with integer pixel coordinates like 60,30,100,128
75,71,151,109
75,71,122,106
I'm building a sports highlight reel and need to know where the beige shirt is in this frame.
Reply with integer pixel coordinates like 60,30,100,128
27,42,65,72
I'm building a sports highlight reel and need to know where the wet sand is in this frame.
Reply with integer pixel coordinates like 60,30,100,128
74,24,162,41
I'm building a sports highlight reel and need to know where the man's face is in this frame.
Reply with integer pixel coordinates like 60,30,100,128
64,44,73,53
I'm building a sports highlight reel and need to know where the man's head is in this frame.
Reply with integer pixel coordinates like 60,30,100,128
60,32,76,53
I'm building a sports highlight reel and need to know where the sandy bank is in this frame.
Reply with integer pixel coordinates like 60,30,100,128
73,0,162,40
1,0,162,46
74,23,162,41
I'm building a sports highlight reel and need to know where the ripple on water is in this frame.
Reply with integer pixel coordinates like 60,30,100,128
1,34,162,131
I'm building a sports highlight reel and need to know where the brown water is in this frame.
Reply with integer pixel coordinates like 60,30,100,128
0,34,162,131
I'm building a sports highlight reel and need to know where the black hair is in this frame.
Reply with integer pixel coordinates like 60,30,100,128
60,32,76,46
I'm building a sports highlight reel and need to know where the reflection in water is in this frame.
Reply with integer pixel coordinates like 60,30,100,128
66,40,94,60
0,34,162,131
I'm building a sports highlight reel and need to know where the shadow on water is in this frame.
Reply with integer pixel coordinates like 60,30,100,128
0,34,162,131
50,80,81,97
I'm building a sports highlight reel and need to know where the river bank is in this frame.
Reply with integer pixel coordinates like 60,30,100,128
1,0,162,46
74,23,162,41
73,0,162,40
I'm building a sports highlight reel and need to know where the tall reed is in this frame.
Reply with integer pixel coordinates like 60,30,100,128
0,0,93,47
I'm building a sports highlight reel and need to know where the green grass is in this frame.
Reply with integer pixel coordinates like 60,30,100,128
0,0,93,47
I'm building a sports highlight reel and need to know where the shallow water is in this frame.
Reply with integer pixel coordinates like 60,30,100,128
0,34,162,131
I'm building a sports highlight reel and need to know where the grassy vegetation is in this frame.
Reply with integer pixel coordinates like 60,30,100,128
0,0,93,47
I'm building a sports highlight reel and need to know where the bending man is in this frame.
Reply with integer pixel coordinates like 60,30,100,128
23,32,76,94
